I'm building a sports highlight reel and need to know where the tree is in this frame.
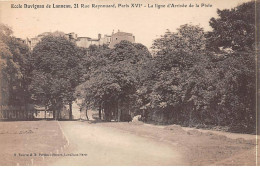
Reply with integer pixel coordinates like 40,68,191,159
207,1,256,52
146,24,209,124
205,1,256,132
0,24,31,108
146,3,256,133
207,51,256,131
29,34,84,120
77,41,151,121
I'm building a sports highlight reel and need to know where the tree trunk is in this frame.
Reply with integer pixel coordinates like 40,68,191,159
25,110,28,120
104,107,108,121
98,105,102,120
52,110,55,120
53,109,59,120
15,110,18,120
57,110,59,120
189,110,192,127
104,104,111,122
85,107,89,121
57,109,61,120
44,105,47,119
69,102,73,120
117,100,120,122
142,109,145,122
117,109,121,122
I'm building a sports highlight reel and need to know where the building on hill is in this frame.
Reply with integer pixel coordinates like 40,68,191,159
26,32,112,50
26,32,52,50
24,30,134,50
108,30,135,48
15,38,27,44
75,34,112,48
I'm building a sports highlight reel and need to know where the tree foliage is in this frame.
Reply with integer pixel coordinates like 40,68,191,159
0,24,31,107
0,1,255,132
76,41,151,121
29,35,84,119
142,2,256,133
75,1,256,132
207,1,256,52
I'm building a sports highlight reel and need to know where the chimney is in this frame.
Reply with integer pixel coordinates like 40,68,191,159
98,33,101,40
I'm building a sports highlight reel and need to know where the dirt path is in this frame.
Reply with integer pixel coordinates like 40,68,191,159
52,121,185,165
94,122,258,166
0,121,258,166
0,121,67,166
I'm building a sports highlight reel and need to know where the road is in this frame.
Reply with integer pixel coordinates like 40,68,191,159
52,121,185,165
0,121,257,165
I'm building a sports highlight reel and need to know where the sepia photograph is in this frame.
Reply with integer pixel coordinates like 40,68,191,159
0,0,259,166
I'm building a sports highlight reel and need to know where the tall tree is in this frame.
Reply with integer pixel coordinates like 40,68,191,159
29,34,83,120
146,2,256,133
207,1,256,52
77,41,151,121
205,1,256,132
0,24,31,107
148,24,209,125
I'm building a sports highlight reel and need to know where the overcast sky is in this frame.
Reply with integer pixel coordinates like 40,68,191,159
0,0,251,48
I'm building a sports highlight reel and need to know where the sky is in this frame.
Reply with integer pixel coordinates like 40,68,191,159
0,0,252,48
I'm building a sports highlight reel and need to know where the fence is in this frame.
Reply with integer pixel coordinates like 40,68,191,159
0,105,36,120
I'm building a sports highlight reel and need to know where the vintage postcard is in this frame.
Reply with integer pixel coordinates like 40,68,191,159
0,0,259,166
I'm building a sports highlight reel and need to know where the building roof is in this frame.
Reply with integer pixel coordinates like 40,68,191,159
38,32,52,37
77,37,91,39
90,39,100,41
113,32,133,36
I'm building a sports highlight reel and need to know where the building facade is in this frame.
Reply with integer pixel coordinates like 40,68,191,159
109,31,135,48
25,30,134,50
75,34,112,48
26,32,52,50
